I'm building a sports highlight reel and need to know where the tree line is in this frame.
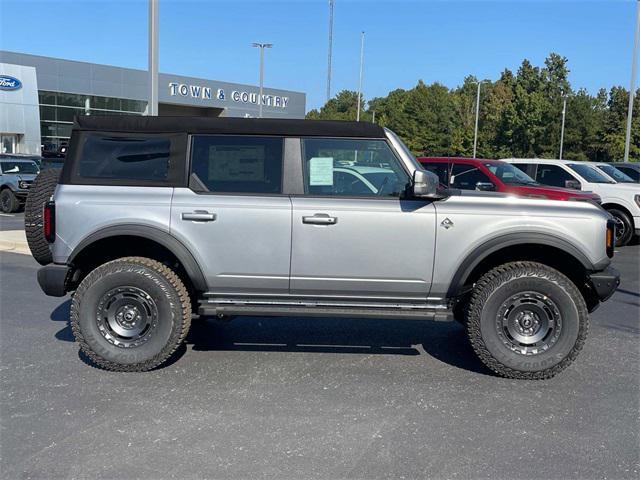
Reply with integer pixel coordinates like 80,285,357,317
306,53,639,162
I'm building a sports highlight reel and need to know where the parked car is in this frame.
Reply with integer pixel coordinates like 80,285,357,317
610,162,640,183
28,116,619,379
419,157,601,203
503,158,640,246
592,162,636,184
0,158,40,213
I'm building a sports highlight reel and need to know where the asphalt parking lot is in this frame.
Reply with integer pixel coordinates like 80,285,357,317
0,215,638,479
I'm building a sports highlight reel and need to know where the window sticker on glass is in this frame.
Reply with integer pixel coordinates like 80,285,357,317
309,157,334,186
208,145,265,181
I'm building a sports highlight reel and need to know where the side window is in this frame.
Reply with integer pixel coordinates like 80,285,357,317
450,163,493,190
190,136,283,194
617,166,640,182
301,138,409,197
77,134,171,181
421,162,449,186
536,164,575,188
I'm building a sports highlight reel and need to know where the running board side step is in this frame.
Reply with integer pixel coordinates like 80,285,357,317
198,302,453,322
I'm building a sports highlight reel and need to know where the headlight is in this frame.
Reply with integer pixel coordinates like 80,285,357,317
635,194,640,208
18,181,28,189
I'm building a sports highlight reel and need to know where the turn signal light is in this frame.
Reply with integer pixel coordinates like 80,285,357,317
43,201,55,243
606,219,615,258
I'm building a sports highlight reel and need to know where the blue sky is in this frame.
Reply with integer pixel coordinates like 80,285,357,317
1,0,637,111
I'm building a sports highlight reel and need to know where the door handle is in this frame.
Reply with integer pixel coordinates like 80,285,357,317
181,211,216,222
302,214,338,225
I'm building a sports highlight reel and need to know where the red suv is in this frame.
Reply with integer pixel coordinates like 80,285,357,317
419,157,601,202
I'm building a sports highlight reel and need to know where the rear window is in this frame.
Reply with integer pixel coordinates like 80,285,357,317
66,132,186,186
190,135,283,194
79,135,170,180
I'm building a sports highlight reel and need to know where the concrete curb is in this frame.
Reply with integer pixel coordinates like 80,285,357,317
0,230,31,255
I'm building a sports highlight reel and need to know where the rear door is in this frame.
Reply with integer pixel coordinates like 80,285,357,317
170,135,292,296
289,137,437,302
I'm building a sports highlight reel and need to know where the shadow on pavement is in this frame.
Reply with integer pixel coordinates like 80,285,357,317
188,316,493,376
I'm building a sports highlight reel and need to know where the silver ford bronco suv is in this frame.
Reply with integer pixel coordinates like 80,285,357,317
29,116,620,379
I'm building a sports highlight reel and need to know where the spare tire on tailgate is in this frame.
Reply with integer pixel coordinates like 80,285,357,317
24,168,61,265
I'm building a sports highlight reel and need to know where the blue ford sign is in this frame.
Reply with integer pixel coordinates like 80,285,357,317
0,75,22,91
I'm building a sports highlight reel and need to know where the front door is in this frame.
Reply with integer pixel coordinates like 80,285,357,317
171,134,291,296
290,137,436,302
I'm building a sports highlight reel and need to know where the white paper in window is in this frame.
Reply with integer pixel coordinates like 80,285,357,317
309,157,334,186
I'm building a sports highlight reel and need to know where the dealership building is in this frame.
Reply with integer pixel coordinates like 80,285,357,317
0,51,306,155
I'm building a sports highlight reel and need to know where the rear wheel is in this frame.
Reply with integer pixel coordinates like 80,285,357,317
24,168,61,265
0,189,19,213
466,261,589,380
607,208,633,247
70,257,191,372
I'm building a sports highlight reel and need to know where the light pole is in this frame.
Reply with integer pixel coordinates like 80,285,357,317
327,0,334,102
356,31,365,122
472,81,487,158
624,0,640,162
148,0,159,116
252,43,273,118
559,97,567,160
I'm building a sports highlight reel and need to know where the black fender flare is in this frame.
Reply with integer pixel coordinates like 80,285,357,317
446,232,601,298
68,224,207,292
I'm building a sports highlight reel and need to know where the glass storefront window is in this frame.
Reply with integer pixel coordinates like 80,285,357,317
39,91,56,106
37,90,147,149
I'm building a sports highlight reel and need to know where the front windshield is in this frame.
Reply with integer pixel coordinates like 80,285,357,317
484,162,537,185
597,164,635,183
0,161,39,175
568,163,616,184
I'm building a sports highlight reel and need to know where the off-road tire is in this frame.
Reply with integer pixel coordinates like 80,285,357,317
70,257,191,372
466,261,589,380
607,208,633,247
24,168,61,265
0,188,20,213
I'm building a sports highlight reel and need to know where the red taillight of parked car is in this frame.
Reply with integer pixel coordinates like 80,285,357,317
43,201,55,243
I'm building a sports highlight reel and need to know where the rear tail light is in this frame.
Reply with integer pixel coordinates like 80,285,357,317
606,219,615,258
43,201,55,243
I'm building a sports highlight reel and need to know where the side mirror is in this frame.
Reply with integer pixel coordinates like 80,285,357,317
412,169,439,198
475,182,496,192
565,179,581,190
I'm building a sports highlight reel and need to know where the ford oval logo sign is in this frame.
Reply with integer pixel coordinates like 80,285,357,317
0,75,22,91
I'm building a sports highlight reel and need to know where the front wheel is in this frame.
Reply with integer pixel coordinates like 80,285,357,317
0,189,20,213
465,261,589,380
607,208,633,247
70,257,191,371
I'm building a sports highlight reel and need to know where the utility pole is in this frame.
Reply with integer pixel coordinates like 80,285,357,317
559,97,567,160
326,0,334,102
252,43,273,118
624,0,640,162
148,0,159,116
472,81,484,158
356,31,365,122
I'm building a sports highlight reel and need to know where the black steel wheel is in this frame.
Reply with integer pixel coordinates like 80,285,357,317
495,291,562,356
71,256,191,372
96,286,159,348
466,261,589,380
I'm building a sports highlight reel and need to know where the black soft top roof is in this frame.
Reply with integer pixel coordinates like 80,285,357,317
72,115,386,138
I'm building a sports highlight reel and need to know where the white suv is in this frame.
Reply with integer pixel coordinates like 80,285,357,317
503,158,640,246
